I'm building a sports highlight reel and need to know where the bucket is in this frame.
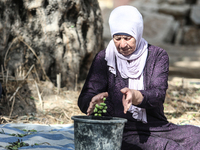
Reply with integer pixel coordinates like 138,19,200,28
71,115,127,150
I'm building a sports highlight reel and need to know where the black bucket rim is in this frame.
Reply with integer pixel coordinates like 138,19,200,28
71,115,127,124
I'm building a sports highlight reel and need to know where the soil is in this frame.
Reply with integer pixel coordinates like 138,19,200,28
0,75,200,126
165,76,200,125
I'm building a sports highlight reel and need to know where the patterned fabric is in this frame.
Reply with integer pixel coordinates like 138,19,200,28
0,123,74,150
78,44,200,150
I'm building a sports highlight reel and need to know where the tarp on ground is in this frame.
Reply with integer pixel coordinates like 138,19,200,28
0,123,74,150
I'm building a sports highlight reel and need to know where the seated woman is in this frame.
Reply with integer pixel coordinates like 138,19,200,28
78,5,200,150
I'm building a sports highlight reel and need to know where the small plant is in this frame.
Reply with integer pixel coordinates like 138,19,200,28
0,129,5,134
9,133,26,137
22,129,37,132
9,129,37,138
94,97,107,116
30,96,35,100
6,139,29,150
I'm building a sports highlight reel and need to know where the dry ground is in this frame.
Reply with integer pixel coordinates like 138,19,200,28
0,76,200,126
165,76,200,125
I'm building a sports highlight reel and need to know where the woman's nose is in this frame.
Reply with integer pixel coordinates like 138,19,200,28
120,39,127,48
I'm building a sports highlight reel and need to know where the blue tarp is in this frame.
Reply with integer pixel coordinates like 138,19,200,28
1,123,199,150
0,123,74,150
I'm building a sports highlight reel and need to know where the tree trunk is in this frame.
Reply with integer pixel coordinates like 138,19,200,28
0,0,104,90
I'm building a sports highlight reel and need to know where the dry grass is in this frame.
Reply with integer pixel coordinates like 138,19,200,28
165,77,200,125
0,80,85,125
0,74,200,126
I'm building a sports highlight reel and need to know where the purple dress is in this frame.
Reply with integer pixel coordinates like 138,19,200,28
78,44,200,150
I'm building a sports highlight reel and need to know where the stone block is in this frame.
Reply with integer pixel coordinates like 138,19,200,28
130,0,159,13
190,5,200,25
159,3,190,18
143,12,179,44
168,0,186,5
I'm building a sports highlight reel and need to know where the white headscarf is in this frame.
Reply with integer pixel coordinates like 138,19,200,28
105,6,148,123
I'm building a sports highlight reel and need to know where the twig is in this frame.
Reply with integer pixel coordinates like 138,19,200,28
23,64,34,80
19,65,22,77
35,80,43,110
62,109,71,120
15,69,18,84
6,69,9,90
9,97,16,118
75,74,77,91
1,65,4,83
16,92,30,106
9,86,21,102
186,112,200,114
57,73,61,94
0,78,34,81
0,117,12,125
46,115,59,122
59,113,63,119
34,65,40,82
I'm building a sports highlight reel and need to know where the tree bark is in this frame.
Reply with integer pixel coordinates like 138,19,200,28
0,0,104,90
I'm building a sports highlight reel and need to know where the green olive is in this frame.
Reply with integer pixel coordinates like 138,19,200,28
98,110,102,114
103,110,107,113
100,103,106,106
94,107,98,113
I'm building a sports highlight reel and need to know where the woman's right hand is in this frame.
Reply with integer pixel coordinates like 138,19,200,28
87,92,108,116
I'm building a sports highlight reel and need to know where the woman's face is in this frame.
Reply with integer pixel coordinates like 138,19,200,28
113,35,136,56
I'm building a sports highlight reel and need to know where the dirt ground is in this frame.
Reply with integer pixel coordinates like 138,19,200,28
0,75,200,126
166,76,200,125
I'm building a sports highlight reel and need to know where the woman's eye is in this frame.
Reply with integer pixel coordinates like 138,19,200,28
114,37,121,41
124,37,131,41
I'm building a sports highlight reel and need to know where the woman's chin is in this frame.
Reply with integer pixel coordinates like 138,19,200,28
121,51,131,56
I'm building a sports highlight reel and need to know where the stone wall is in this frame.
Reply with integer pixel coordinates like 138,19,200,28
101,0,200,46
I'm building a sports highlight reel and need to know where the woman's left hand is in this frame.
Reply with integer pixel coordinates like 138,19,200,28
121,87,143,114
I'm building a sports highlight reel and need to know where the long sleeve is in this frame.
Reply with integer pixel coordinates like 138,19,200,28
78,50,108,114
138,46,169,110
